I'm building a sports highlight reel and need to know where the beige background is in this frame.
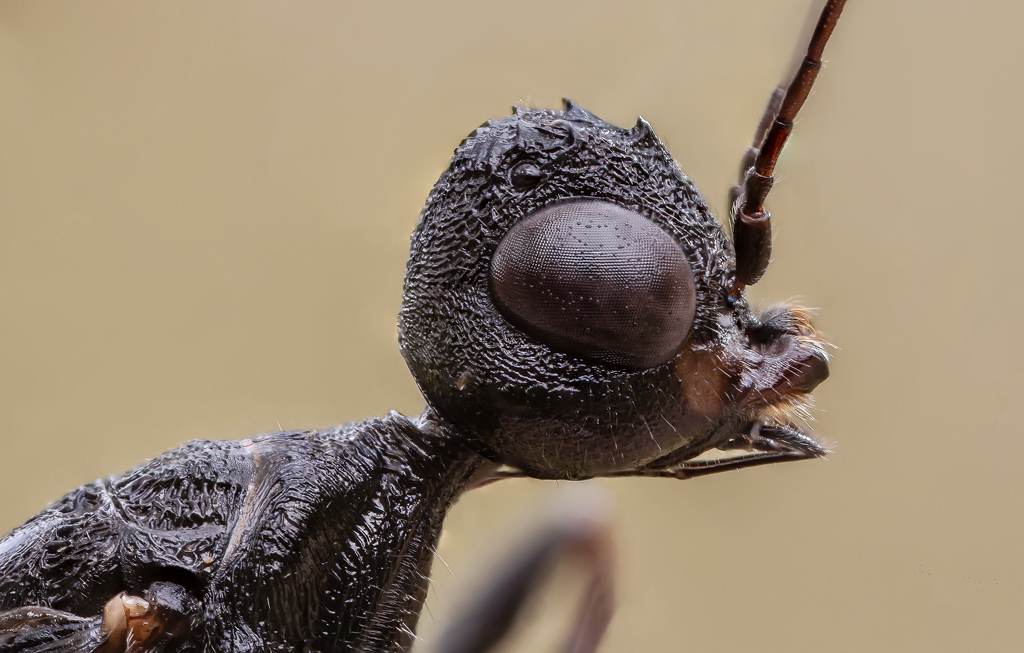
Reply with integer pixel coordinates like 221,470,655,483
1,1,1021,651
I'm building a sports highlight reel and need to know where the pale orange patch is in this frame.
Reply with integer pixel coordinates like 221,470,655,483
673,346,738,418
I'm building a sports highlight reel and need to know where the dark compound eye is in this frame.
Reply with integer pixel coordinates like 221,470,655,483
490,200,696,370
509,161,543,189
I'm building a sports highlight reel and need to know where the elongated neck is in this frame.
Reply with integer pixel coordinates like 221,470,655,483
340,410,490,651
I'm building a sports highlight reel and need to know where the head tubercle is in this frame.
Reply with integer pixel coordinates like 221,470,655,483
453,98,673,182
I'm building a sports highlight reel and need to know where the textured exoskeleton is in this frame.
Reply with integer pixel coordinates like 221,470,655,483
0,2,847,649
0,415,485,651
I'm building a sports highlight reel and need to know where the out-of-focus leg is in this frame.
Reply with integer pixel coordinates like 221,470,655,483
433,495,614,653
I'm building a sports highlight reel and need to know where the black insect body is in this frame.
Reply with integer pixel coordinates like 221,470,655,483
0,416,488,651
400,103,829,483
0,2,847,651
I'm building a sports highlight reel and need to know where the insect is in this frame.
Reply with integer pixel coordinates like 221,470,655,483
0,1,846,650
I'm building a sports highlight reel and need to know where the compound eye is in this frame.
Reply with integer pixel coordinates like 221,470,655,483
490,200,696,369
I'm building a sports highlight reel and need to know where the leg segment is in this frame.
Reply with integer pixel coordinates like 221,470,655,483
0,582,197,652
607,422,828,481
433,497,614,653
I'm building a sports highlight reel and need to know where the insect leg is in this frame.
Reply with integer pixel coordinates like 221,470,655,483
604,423,828,481
0,605,105,652
604,450,814,480
731,0,848,287
0,582,198,653
433,497,614,653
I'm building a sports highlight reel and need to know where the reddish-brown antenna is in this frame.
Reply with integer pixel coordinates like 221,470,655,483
731,0,848,287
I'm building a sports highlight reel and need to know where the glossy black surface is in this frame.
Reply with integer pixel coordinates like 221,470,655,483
0,80,840,652
0,414,484,651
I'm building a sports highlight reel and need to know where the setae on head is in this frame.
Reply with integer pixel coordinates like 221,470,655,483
399,100,828,480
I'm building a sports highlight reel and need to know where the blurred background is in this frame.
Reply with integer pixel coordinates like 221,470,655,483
1,1,1021,650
